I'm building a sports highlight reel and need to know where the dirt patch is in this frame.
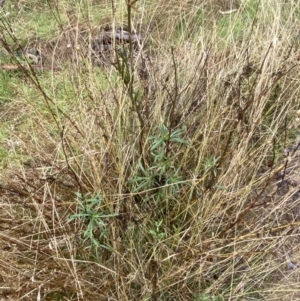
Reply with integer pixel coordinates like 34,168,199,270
22,24,144,68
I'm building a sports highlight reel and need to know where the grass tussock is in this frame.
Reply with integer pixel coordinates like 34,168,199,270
1,0,300,300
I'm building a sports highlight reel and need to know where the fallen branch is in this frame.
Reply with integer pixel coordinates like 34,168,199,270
1,64,61,71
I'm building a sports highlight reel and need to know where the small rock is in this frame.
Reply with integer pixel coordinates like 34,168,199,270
288,261,297,270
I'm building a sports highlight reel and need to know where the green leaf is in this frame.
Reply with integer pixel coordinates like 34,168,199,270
151,138,164,151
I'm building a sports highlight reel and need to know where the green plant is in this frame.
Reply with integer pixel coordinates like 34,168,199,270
69,192,118,260
202,156,220,177
149,219,166,241
131,124,189,201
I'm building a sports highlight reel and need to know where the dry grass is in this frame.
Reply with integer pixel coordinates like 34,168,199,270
1,0,300,300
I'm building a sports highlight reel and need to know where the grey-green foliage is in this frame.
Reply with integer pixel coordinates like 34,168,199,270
149,219,166,241
69,192,118,260
131,124,189,198
202,156,220,177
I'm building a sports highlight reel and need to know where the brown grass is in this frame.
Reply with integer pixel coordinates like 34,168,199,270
1,0,300,300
